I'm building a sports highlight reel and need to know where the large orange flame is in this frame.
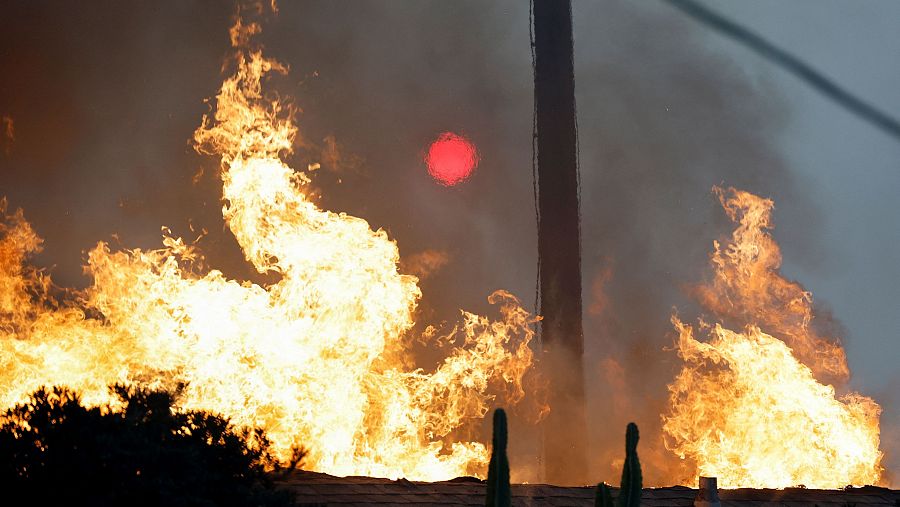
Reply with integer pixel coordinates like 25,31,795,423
662,187,883,488
0,15,537,481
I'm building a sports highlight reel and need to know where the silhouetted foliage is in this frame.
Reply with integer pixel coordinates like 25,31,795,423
0,384,304,507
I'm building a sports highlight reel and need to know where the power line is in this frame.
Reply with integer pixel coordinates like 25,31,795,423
662,0,900,143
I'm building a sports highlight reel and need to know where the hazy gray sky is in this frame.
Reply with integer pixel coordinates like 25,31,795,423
662,0,900,481
677,0,900,427
640,1,900,479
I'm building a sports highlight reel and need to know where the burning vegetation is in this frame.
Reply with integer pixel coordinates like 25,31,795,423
0,14,536,481
0,4,888,491
662,187,883,488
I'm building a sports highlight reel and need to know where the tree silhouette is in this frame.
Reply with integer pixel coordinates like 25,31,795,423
0,384,304,507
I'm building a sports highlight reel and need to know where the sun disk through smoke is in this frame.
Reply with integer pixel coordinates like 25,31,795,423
425,132,479,186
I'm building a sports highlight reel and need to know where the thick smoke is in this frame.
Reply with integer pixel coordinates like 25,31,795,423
576,0,820,484
1,0,889,485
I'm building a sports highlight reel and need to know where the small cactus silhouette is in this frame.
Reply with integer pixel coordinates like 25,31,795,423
485,408,511,507
616,423,642,507
595,482,614,507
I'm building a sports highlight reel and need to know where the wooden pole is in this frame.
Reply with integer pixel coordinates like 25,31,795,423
533,0,588,485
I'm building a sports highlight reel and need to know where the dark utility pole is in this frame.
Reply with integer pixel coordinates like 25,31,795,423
533,0,588,485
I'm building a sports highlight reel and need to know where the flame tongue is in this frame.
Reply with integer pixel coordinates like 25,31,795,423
0,19,536,481
694,188,850,382
662,187,883,488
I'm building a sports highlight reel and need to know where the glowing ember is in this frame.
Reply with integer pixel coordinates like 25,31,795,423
662,187,883,488
425,132,479,186
0,16,536,481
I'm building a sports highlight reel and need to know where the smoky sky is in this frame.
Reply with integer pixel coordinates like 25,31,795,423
0,0,895,485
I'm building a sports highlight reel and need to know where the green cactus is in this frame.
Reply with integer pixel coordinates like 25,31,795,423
595,482,615,507
485,408,511,507
616,422,642,507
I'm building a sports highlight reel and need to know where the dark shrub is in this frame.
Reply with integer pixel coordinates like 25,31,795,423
0,384,304,507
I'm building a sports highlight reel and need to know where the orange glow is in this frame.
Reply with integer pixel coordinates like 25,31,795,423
1,115,12,154
662,187,883,488
0,17,536,481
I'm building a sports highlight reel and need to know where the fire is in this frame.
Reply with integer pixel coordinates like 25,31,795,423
0,14,537,481
662,187,883,488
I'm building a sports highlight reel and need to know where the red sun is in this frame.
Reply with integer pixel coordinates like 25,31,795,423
425,132,479,186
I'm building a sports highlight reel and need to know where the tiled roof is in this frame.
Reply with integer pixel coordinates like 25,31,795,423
278,470,899,507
